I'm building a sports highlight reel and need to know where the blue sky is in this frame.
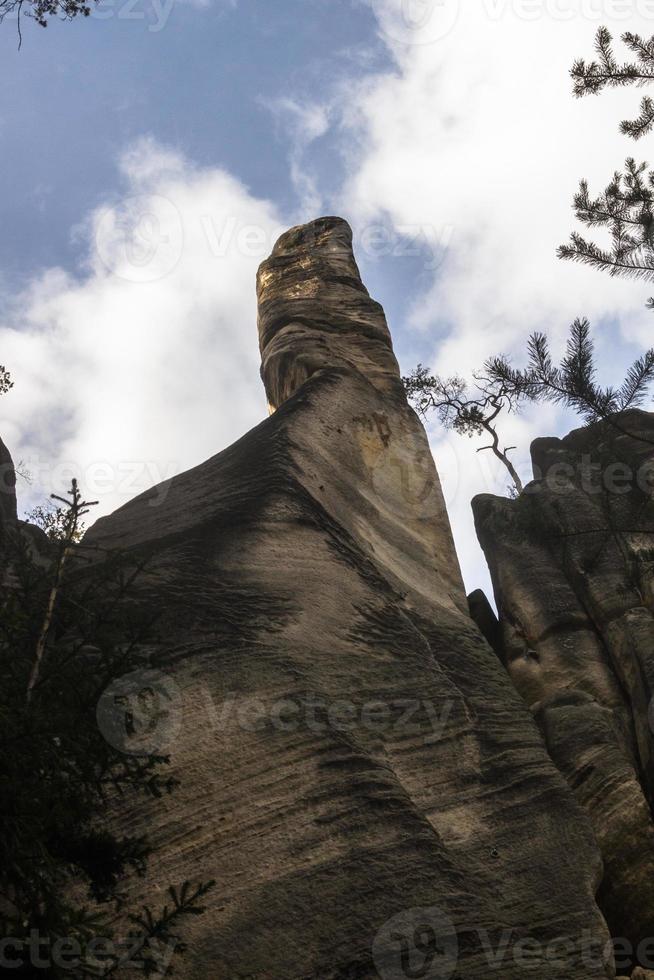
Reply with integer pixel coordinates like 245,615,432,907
2,0,654,594
0,2,380,278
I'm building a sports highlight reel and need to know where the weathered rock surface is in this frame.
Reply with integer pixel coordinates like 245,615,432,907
0,436,17,527
473,412,654,968
82,218,613,978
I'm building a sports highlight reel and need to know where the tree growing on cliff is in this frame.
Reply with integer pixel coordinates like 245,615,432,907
404,319,654,493
486,317,654,424
0,481,214,976
27,495,88,544
559,28,654,304
402,365,526,494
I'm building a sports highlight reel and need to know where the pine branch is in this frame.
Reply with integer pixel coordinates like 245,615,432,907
485,320,654,428
1,512,213,976
562,317,595,393
621,96,654,140
618,349,654,409
111,879,216,976
0,365,12,394
559,167,654,295
572,27,654,100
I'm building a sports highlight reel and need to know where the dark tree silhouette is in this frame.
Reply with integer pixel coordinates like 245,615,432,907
0,0,96,46
561,27,654,304
403,365,526,493
558,159,654,300
1,480,215,976
0,365,12,395
404,320,654,493
571,27,654,137
486,318,654,424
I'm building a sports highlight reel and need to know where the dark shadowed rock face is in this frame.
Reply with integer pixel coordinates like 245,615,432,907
473,412,654,960
84,218,612,979
0,436,17,526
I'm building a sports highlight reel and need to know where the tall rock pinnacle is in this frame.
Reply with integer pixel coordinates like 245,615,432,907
82,219,612,979
257,216,403,410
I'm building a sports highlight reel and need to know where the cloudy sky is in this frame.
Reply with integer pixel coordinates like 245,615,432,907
1,0,654,595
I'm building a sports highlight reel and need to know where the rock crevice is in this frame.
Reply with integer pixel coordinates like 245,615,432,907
473,411,654,957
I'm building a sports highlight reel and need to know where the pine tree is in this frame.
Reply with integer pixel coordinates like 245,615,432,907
404,321,654,493
486,318,654,425
560,27,654,304
402,366,526,493
0,481,214,977
557,159,654,297
571,27,654,131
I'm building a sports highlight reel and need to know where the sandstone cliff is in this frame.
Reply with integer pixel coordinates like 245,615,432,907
72,218,615,978
0,435,17,526
473,411,654,972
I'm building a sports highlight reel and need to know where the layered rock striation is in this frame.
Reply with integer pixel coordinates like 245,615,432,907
473,412,654,966
76,218,617,978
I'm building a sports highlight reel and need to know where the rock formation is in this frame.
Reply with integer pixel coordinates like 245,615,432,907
473,412,654,974
0,435,17,527
75,218,616,978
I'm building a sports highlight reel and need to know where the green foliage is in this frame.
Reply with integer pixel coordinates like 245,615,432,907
622,96,654,142
486,318,654,425
558,159,654,293
403,366,483,433
27,501,88,544
563,28,654,304
572,28,654,136
402,365,526,493
404,322,654,494
0,481,214,976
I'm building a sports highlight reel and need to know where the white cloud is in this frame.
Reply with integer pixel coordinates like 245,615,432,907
0,137,283,520
335,0,654,592
5,6,654,598
262,96,331,217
